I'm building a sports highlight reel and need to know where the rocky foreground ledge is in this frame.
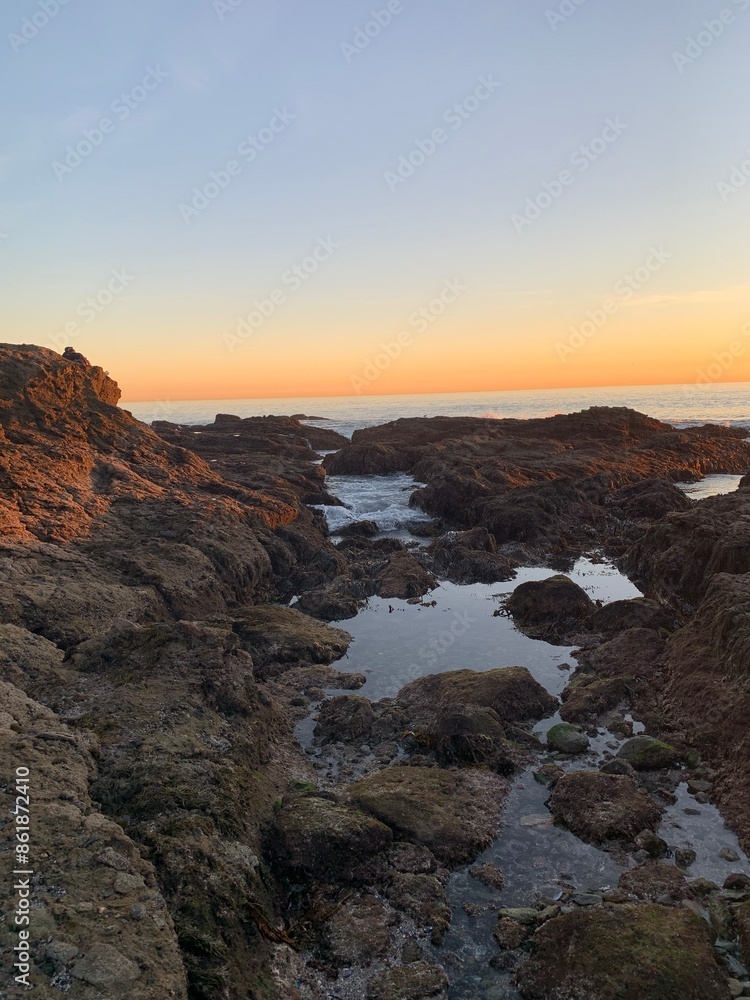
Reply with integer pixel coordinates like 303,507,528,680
2,344,750,1000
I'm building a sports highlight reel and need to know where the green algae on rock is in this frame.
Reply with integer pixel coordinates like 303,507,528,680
616,733,682,770
516,904,730,1000
546,722,590,754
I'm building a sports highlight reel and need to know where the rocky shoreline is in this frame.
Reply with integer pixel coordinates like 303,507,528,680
2,344,750,999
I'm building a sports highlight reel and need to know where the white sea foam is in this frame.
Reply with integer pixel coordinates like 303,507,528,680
312,472,432,535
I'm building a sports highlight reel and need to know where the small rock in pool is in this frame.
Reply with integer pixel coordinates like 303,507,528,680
520,813,553,828
687,779,713,794
720,848,741,863
547,722,590,754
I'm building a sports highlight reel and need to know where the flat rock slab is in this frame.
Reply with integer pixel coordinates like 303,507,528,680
348,765,506,866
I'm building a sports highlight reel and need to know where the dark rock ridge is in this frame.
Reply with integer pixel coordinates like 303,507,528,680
323,408,750,566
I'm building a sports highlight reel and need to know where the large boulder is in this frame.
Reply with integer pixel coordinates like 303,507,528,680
272,794,392,879
506,575,595,641
616,734,682,771
348,766,505,865
549,771,662,843
546,722,589,754
396,667,556,726
516,904,730,999
427,528,515,584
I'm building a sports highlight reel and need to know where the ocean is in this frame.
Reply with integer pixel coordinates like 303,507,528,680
124,382,749,521
123,381,750,440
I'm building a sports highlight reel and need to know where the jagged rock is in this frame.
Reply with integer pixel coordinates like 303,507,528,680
549,771,662,843
427,528,516,584
516,904,729,999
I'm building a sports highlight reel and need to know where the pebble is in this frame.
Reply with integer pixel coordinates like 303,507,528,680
721,848,741,863
130,904,146,921
520,814,553,828
728,980,744,998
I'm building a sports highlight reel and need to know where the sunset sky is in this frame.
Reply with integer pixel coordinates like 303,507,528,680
2,0,750,401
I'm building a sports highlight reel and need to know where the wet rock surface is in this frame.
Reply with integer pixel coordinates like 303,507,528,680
516,904,730,1000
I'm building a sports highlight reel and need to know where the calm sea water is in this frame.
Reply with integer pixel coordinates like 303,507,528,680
124,381,750,439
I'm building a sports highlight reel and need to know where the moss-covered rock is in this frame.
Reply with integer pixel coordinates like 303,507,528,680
396,667,556,726
618,861,688,901
233,604,351,670
325,894,392,965
547,722,589,754
421,704,516,773
516,903,729,999
315,695,374,744
616,734,682,771
559,676,630,723
272,794,392,879
549,771,662,843
367,961,448,999
383,872,451,944
348,766,505,865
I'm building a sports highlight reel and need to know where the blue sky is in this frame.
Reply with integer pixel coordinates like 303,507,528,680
2,0,749,399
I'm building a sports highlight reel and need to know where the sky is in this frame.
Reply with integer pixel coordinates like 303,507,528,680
2,0,750,402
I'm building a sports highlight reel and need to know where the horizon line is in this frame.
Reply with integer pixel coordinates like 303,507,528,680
121,377,750,406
